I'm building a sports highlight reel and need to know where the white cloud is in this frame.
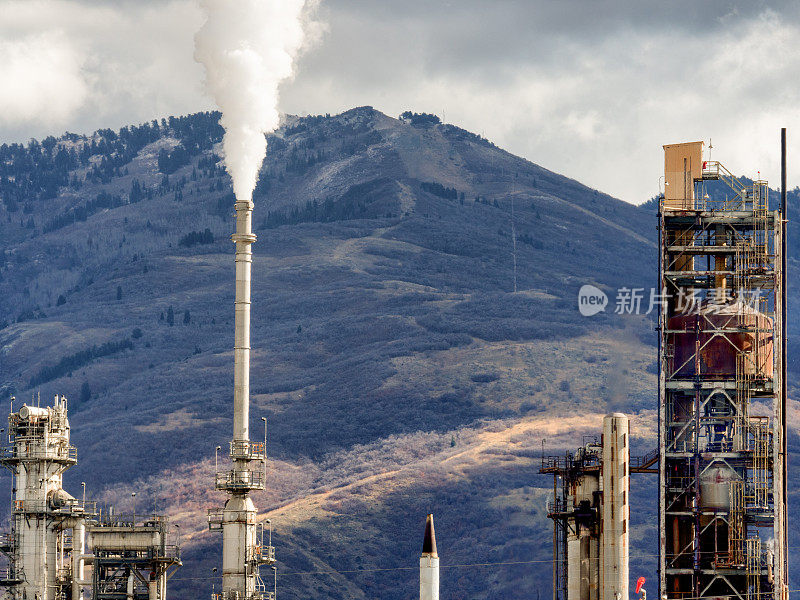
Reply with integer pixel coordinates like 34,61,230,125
0,30,88,128
281,4,800,203
0,0,207,140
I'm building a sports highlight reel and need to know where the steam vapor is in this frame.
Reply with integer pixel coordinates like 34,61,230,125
194,0,310,200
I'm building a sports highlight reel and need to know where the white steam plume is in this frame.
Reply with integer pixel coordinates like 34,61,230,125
194,0,310,200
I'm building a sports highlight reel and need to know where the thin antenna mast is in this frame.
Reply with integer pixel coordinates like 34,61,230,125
511,195,517,293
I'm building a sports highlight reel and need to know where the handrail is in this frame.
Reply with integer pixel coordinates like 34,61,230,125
229,440,265,461
0,444,77,462
215,469,265,490
632,448,659,470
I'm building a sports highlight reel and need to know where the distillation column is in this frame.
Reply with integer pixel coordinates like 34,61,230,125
658,141,786,600
542,415,631,600
601,413,629,600
541,440,602,600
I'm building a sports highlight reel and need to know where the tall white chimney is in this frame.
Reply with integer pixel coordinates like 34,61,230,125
213,197,271,600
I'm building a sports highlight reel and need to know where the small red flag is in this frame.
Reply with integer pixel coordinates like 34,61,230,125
636,577,646,594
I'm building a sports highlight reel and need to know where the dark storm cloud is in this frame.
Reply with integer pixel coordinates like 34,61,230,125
315,0,798,77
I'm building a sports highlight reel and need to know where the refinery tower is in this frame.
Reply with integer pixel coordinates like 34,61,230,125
658,139,787,600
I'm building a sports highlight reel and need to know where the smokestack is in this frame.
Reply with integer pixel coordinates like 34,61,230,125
216,196,262,599
233,198,255,443
420,514,439,600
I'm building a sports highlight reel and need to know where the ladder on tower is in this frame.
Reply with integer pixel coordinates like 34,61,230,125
746,536,762,600
728,480,747,567
734,353,752,453
750,418,770,510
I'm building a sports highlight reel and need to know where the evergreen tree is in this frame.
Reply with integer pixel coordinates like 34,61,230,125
79,381,91,405
129,179,144,203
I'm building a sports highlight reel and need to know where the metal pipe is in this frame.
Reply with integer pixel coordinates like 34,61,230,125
149,575,158,600
780,127,788,593
656,204,666,600
552,469,558,600
72,518,85,600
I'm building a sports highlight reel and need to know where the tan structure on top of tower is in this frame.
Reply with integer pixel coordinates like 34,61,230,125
663,141,704,209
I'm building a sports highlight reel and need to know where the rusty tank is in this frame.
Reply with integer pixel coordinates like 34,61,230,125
668,301,773,379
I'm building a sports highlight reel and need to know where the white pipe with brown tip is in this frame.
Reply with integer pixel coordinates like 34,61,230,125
420,514,439,600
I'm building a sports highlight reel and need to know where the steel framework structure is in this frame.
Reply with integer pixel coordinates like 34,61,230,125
658,151,787,600
541,445,601,600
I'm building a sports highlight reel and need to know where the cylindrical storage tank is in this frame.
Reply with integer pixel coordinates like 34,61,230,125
19,404,49,421
601,413,629,600
668,301,773,379
699,465,738,509
86,529,162,551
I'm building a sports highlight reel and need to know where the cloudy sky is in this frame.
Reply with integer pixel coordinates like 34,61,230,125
1,0,798,203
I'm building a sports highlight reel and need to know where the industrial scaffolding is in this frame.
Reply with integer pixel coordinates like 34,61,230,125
540,414,639,600
658,141,787,600
541,441,601,600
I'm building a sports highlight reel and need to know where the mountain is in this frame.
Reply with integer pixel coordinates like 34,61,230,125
0,108,795,599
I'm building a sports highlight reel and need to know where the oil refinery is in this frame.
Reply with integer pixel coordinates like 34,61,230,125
0,126,788,600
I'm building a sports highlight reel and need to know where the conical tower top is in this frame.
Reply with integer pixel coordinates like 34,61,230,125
422,513,437,557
